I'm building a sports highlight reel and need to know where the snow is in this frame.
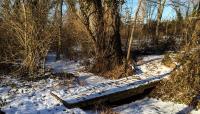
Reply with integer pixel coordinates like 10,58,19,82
113,98,200,114
141,55,164,62
0,76,86,114
0,53,105,114
51,55,172,104
1,53,200,114
45,53,107,85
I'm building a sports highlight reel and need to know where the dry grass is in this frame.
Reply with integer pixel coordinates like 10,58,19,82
0,1,56,75
0,0,57,75
150,19,200,109
150,46,200,109
94,104,118,114
99,63,134,79
100,109,118,114
59,10,94,59
162,53,176,69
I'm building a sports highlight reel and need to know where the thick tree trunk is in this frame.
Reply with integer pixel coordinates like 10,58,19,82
92,1,123,73
66,0,123,73
94,37,122,73
94,31,122,73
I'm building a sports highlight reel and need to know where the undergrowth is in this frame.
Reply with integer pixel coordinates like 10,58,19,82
150,18,200,109
94,104,118,114
150,46,200,109
98,63,134,79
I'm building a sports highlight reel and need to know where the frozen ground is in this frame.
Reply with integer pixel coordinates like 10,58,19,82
113,98,200,114
51,55,172,104
0,53,200,114
0,76,86,114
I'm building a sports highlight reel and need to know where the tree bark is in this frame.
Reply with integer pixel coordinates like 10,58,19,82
56,0,63,60
67,0,123,73
91,1,123,73
155,0,166,42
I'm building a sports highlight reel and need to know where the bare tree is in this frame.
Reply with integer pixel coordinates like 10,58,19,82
146,0,157,23
66,0,123,73
55,0,63,60
125,0,143,73
170,0,183,21
156,0,166,38
1,0,56,75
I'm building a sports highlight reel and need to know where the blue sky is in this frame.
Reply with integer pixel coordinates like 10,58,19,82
63,0,178,20
123,0,176,20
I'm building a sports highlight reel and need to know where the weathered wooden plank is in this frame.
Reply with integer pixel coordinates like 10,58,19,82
51,80,159,108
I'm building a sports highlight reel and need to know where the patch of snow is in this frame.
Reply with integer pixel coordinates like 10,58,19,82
77,72,110,86
0,76,86,114
45,53,84,74
45,53,108,85
2,54,197,114
52,56,172,104
113,98,200,114
45,60,82,73
141,55,164,62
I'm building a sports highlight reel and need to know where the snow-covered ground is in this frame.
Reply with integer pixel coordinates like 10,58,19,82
51,55,172,104
45,53,108,85
113,98,200,114
0,53,200,114
0,76,86,114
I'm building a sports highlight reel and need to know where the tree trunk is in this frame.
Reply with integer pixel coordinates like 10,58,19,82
56,0,63,60
155,0,166,43
125,0,142,73
77,0,123,73
93,1,123,73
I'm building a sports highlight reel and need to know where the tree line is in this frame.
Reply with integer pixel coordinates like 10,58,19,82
0,0,199,77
